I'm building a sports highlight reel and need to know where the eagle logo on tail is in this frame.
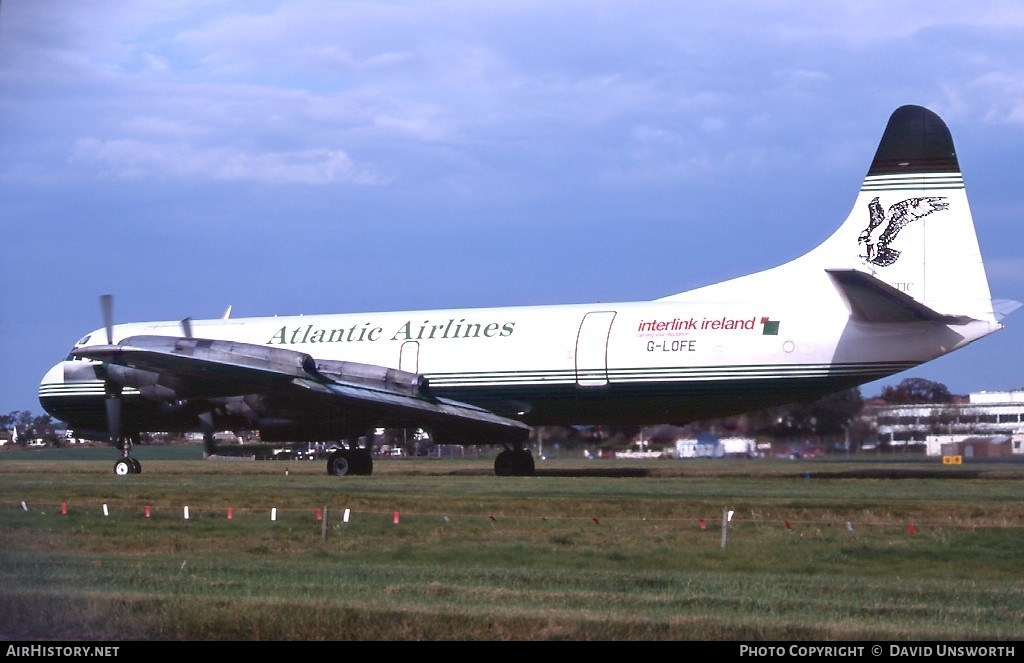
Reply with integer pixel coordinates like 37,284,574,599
858,196,948,266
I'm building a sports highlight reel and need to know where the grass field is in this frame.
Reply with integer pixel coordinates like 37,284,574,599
1,446,1023,641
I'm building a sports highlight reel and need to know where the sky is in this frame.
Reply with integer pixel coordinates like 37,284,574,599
2,1,1024,417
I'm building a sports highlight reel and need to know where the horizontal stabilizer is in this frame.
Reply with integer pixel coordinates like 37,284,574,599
826,269,975,325
993,299,1023,322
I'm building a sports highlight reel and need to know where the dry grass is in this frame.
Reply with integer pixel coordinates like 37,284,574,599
1,452,1022,640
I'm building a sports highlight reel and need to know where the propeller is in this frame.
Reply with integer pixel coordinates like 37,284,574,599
181,315,219,455
98,294,124,452
198,411,217,457
101,294,115,345
104,386,122,446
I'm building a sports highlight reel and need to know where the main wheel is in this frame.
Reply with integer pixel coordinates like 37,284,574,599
518,450,535,476
114,458,133,476
494,449,515,476
327,450,351,476
352,449,374,476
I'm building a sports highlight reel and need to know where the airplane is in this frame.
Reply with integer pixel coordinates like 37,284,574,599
38,104,1019,477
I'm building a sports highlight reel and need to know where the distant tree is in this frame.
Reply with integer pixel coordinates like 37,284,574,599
578,424,640,452
801,388,864,436
2,410,40,431
32,414,55,427
703,388,864,440
753,389,864,440
878,377,954,404
532,426,584,450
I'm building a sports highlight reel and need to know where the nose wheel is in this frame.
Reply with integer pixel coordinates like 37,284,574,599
114,457,142,475
114,458,130,476
114,434,142,475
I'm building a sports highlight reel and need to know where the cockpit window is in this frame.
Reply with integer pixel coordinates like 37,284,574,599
75,334,91,347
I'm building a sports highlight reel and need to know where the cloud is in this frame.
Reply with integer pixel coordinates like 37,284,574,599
70,137,385,185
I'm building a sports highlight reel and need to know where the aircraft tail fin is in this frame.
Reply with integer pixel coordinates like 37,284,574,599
666,105,1015,326
845,104,995,322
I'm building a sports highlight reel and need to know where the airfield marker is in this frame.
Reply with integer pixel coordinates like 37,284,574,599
785,520,791,529
227,507,233,519
316,508,322,521
183,505,190,520
846,522,853,532
343,508,351,523
908,522,916,536
271,507,277,521
61,501,67,515
21,501,27,511
103,504,108,517
699,518,706,530
393,511,400,524
145,505,151,518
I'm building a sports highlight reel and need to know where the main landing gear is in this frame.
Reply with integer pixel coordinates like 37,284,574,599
327,447,374,476
494,447,535,476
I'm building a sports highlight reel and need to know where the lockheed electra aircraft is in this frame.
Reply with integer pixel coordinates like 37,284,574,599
39,105,1019,477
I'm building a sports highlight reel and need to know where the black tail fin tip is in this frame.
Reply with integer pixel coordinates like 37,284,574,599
868,105,959,176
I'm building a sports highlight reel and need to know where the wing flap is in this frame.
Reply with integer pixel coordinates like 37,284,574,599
298,379,530,443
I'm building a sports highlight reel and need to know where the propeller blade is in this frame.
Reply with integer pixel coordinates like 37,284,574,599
105,392,122,446
198,411,217,456
99,295,123,448
101,294,114,345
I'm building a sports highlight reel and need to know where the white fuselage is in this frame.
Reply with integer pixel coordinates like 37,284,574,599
40,294,999,434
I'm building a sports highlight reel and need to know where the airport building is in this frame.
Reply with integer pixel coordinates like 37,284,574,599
868,390,1024,457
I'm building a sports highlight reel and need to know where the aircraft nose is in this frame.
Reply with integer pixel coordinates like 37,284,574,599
40,362,65,388
38,362,67,415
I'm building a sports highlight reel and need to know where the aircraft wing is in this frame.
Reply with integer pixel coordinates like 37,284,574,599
71,335,531,444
